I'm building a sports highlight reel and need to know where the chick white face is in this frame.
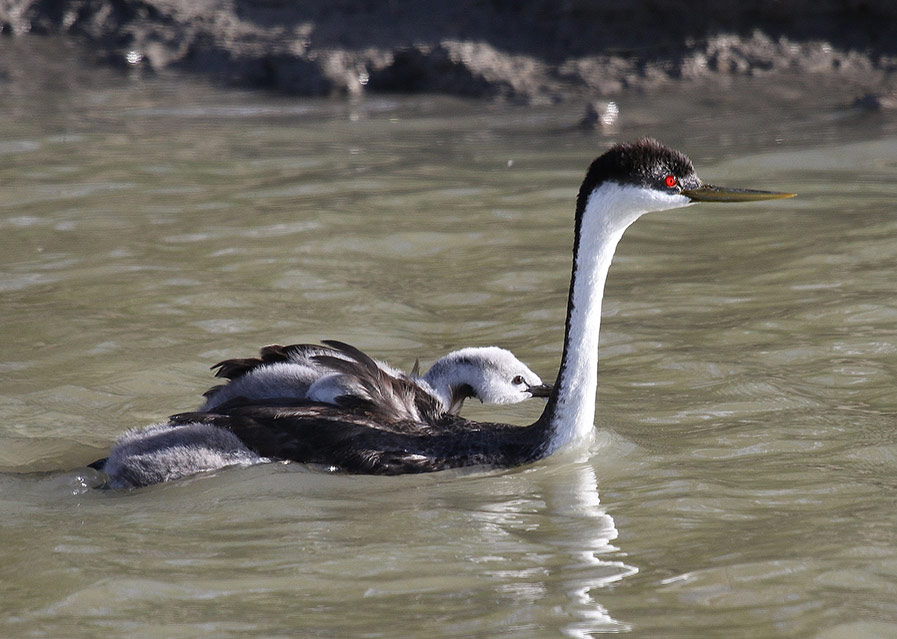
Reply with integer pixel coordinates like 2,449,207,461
468,349,548,404
423,346,551,414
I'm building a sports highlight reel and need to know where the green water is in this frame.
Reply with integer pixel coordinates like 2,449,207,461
3,37,897,638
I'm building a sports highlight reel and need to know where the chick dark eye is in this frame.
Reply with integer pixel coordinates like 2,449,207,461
512,375,525,385
664,175,678,188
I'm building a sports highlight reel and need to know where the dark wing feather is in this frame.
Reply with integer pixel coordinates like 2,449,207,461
313,341,445,421
321,340,382,372
169,402,534,474
210,343,346,381
203,343,350,403
211,356,271,380
202,384,226,400
204,340,445,428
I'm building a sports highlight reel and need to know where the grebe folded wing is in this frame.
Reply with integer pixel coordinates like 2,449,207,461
168,402,534,475
201,343,361,411
306,340,440,422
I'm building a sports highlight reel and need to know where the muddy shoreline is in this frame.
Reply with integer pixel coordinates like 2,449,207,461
2,1,896,104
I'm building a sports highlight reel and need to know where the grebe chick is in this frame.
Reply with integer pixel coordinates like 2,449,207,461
200,341,550,415
96,138,793,485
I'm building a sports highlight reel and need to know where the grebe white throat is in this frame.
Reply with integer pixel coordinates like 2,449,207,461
545,182,694,453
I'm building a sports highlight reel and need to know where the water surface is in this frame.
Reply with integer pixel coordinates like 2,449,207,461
3,38,897,638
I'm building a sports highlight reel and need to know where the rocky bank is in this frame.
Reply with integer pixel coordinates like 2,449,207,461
1,0,896,103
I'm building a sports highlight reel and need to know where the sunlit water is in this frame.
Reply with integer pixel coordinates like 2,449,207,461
3,38,897,638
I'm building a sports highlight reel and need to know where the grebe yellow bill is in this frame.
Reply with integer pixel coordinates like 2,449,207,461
683,183,795,202
94,138,794,488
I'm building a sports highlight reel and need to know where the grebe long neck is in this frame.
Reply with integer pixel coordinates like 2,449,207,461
523,136,794,460
538,180,682,454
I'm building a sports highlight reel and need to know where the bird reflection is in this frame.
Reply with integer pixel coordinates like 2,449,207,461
552,457,637,637
459,452,637,634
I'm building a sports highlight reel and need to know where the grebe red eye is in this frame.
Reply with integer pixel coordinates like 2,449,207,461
664,175,678,188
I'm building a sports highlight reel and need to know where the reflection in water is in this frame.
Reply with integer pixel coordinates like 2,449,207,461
551,460,637,637
469,458,637,635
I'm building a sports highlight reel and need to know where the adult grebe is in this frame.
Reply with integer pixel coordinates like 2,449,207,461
97,138,793,486
200,341,551,415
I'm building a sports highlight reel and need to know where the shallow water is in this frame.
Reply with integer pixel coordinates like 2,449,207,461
3,37,897,638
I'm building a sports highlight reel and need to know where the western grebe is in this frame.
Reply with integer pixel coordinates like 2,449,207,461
95,138,793,486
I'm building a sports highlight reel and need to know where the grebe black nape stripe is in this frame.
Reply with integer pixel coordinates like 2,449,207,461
95,138,794,487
